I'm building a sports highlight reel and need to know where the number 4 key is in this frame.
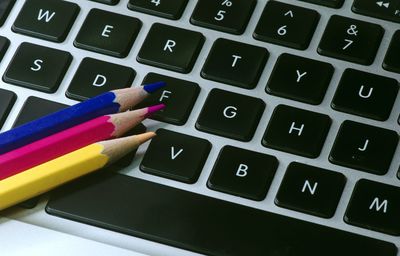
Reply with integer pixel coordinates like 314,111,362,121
128,0,189,20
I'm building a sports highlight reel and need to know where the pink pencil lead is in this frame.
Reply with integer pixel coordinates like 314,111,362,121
145,104,166,118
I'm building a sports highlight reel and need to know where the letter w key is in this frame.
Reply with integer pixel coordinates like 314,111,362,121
12,0,80,42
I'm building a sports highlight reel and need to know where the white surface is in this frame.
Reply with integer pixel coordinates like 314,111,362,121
0,218,147,256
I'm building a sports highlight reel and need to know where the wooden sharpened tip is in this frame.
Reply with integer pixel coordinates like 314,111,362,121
100,132,156,164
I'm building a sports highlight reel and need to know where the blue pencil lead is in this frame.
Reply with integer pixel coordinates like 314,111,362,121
143,81,167,93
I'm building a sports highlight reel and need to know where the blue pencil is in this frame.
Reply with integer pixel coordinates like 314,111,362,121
0,82,166,154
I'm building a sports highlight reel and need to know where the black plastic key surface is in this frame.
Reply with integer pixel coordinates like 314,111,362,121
201,38,269,89
74,9,141,58
0,36,10,62
254,1,319,50
128,0,188,20
190,0,256,35
136,73,200,125
262,105,331,158
266,53,333,105
0,89,16,128
330,121,398,175
12,0,79,42
345,179,400,235
140,129,211,183
137,23,204,73
299,0,344,8
89,0,120,5
383,30,400,73
318,15,383,65
15,97,68,209
0,0,15,26
66,58,135,101
196,88,265,141
332,69,399,121
353,0,400,23
46,173,397,256
208,145,278,201
275,162,345,218
3,43,72,93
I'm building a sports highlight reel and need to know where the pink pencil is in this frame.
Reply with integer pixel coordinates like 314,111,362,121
0,104,165,180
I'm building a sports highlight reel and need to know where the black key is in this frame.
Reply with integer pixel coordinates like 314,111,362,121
299,0,344,8
201,38,269,89
332,69,399,121
13,97,68,128
74,9,141,58
275,162,346,218
136,73,200,125
12,0,79,42
383,30,400,73
90,0,120,5
398,165,400,179
208,146,278,201
266,53,334,105
0,0,15,26
352,0,400,23
345,179,400,235
196,88,265,141
254,1,319,50
329,121,398,175
140,129,211,183
0,89,16,128
46,173,397,256
128,0,188,20
0,36,10,62
66,57,135,101
318,15,383,65
15,96,68,208
262,105,331,158
3,43,72,93
190,0,256,35
137,23,204,73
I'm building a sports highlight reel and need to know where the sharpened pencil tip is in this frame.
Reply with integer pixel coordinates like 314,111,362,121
135,132,156,144
143,81,167,93
145,103,166,118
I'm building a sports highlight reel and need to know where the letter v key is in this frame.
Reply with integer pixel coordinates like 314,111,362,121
171,146,183,160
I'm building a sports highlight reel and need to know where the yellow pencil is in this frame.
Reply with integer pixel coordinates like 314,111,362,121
0,132,156,211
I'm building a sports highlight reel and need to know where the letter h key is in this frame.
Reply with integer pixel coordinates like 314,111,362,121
263,105,331,158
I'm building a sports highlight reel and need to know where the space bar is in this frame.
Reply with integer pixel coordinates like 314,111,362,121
46,173,397,256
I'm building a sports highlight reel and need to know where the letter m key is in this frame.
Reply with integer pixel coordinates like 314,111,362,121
369,197,388,213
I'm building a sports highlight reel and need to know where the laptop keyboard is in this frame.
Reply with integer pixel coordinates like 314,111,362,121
0,0,399,255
